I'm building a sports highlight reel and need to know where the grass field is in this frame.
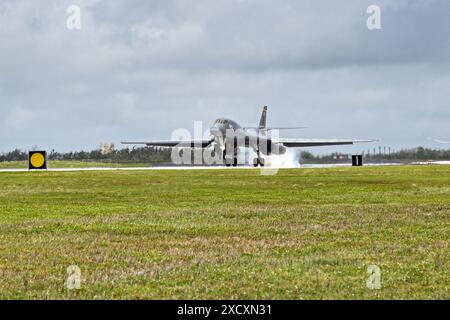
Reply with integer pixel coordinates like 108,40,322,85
0,165,449,299
0,160,151,169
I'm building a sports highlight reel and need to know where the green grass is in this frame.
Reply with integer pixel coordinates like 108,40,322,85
0,165,449,299
0,160,151,169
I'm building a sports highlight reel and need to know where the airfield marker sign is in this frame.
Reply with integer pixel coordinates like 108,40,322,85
28,151,47,170
352,155,363,167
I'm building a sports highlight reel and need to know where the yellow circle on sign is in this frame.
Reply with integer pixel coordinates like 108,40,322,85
30,153,45,168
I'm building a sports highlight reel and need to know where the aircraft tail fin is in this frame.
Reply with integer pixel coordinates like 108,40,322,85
259,106,267,129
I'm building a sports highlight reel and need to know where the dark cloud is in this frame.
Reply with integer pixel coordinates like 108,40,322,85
1,0,449,153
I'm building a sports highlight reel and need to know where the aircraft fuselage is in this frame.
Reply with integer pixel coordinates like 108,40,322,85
209,118,286,160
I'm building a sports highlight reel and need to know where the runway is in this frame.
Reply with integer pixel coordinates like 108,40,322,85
0,166,248,173
1,161,446,173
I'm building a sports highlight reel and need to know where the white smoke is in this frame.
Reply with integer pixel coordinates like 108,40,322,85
263,148,301,168
237,148,301,168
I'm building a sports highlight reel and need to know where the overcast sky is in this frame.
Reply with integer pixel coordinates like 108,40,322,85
1,0,450,153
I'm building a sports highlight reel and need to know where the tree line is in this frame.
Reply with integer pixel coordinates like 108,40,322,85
0,147,172,163
300,146,450,161
1,146,450,163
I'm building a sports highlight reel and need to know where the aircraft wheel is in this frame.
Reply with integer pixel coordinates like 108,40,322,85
253,158,259,167
259,158,265,167
232,157,238,167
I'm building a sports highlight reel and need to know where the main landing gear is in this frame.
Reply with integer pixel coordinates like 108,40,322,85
223,149,264,167
253,150,265,167
223,149,238,167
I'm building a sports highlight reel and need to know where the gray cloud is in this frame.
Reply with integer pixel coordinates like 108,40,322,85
1,0,449,153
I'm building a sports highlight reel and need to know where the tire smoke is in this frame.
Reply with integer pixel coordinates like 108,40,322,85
237,148,301,167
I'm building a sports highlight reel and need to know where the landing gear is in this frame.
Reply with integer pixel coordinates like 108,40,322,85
225,157,238,167
223,149,238,167
223,149,230,167
253,157,265,167
253,150,265,167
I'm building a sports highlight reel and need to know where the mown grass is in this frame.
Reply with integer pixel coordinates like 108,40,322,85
0,165,449,299
0,160,151,169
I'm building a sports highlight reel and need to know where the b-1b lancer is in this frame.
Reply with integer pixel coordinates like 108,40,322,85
122,106,375,167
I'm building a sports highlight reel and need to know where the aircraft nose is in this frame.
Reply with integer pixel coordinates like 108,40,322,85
210,125,219,134
210,125,222,140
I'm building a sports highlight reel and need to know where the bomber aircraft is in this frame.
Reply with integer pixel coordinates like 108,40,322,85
122,106,375,167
